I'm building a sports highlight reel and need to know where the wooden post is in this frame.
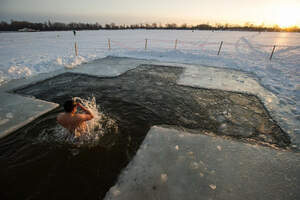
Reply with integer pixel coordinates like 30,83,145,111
145,38,148,50
108,39,111,50
269,45,276,60
217,41,223,55
74,42,78,56
175,39,178,49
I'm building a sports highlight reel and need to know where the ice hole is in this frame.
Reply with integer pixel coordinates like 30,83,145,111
1,65,290,199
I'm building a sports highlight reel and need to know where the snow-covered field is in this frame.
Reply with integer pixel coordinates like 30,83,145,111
0,30,299,144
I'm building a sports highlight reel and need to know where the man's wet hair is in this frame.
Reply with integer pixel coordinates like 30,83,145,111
63,100,76,113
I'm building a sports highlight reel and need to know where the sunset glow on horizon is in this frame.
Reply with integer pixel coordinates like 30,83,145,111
0,0,299,27
272,4,299,28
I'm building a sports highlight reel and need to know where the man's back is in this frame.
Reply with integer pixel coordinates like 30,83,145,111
57,101,94,137
57,113,87,133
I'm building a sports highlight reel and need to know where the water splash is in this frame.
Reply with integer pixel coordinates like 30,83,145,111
73,96,118,136
35,96,118,147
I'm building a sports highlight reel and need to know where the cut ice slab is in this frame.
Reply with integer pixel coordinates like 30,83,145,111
0,93,58,139
105,126,300,200
69,56,149,77
178,65,280,113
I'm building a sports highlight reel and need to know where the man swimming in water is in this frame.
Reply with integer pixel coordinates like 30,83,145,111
57,100,94,137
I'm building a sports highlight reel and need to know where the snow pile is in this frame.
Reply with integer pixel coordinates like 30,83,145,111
64,56,86,69
8,65,32,78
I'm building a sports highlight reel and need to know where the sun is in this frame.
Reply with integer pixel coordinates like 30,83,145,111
274,5,299,28
277,13,297,28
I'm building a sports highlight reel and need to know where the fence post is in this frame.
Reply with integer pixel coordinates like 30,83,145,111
217,41,223,55
145,38,148,50
74,42,78,56
175,39,178,49
269,45,276,60
108,39,111,50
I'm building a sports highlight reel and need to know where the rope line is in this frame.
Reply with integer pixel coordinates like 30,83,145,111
69,38,300,60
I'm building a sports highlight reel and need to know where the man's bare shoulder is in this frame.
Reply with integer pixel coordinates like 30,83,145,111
57,112,64,121
74,113,93,121
57,113,68,127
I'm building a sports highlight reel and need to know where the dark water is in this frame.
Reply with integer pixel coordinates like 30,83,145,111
0,65,291,200
0,110,143,200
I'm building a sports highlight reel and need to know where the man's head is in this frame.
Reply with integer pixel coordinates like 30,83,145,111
63,100,77,113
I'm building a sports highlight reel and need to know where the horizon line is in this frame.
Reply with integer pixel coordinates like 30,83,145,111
2,19,300,29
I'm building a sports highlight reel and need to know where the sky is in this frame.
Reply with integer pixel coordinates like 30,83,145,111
1,0,300,27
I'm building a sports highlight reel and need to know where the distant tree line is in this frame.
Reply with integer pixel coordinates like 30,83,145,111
1,20,299,32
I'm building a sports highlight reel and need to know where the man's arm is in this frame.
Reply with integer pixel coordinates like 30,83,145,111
77,103,94,120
